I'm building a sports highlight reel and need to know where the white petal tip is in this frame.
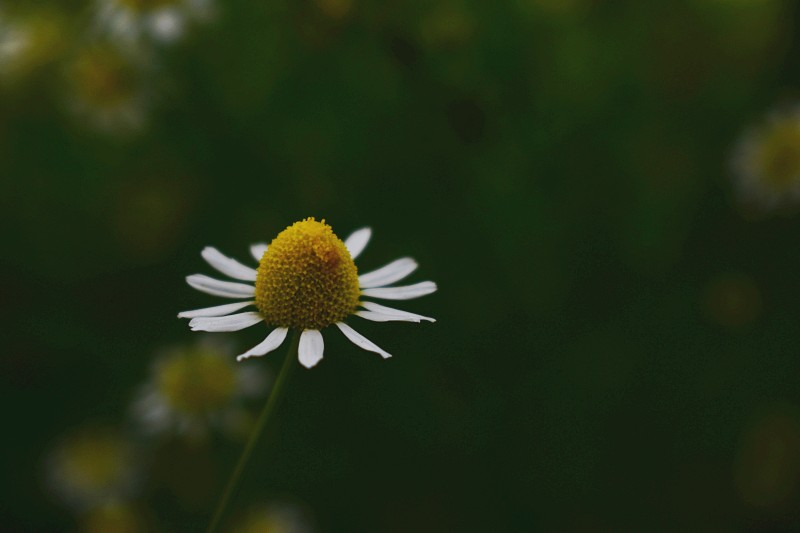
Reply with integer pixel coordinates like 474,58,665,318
234,327,289,361
298,329,324,369
336,322,392,359
344,227,372,259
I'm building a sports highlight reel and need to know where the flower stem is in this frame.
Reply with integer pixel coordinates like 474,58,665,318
206,330,300,533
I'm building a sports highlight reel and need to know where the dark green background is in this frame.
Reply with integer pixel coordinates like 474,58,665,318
4,0,800,530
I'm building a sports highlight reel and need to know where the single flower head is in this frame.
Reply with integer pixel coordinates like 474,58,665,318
732,105,800,213
63,42,153,134
44,426,140,511
179,218,437,368
132,337,267,439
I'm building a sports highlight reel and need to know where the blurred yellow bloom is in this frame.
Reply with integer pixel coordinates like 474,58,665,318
736,406,800,512
179,218,437,369
133,337,267,439
63,42,152,134
81,502,148,533
732,106,800,213
231,502,314,533
0,9,67,85
702,272,761,328
46,426,139,510
314,0,353,20
418,3,475,50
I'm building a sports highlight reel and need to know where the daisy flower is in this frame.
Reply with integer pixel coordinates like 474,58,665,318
45,426,139,511
178,218,437,368
95,0,215,45
731,106,800,212
132,337,267,439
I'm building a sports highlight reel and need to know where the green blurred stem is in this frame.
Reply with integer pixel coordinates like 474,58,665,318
206,329,300,533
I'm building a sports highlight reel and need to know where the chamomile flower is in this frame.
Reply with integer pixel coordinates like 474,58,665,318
179,218,437,369
45,426,139,511
95,0,215,45
731,106,800,212
132,337,267,439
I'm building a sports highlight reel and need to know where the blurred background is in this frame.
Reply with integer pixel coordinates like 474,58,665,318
4,0,800,531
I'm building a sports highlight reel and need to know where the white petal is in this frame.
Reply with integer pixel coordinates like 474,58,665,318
357,301,435,323
344,227,371,259
236,327,289,361
356,311,419,322
250,243,268,262
186,274,255,298
189,312,263,332
336,322,391,359
201,247,258,281
178,301,255,319
360,300,435,321
298,329,324,368
358,257,418,288
360,281,437,300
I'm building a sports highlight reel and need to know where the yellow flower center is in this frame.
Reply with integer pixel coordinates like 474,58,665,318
60,431,131,492
756,118,800,190
255,218,360,330
157,348,237,414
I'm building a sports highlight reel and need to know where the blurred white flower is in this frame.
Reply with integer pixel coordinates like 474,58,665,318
95,0,215,45
62,42,153,134
0,9,66,85
45,426,139,511
132,337,268,440
732,106,800,213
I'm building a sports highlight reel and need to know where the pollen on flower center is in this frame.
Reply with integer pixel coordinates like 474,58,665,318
255,218,360,330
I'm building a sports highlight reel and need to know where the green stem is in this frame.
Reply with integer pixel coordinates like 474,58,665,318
206,330,299,533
